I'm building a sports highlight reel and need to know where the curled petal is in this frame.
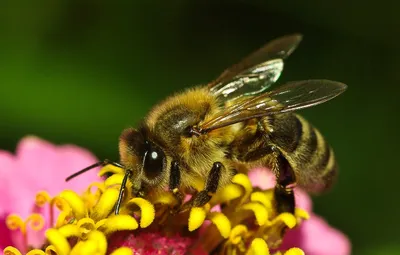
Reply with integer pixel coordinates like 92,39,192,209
250,191,274,211
26,250,46,255
35,191,51,207
104,174,124,188
77,218,96,238
70,240,97,255
241,202,268,226
229,224,248,245
85,182,105,195
51,196,72,213
126,197,155,228
232,174,253,196
98,215,138,235
91,188,119,221
58,224,80,238
207,212,231,238
3,246,23,255
110,247,134,255
46,228,71,255
188,207,207,231
210,183,243,205
284,248,305,255
150,192,178,207
273,213,297,229
294,208,310,220
44,245,58,255
87,230,108,254
55,211,72,228
98,165,124,177
60,190,86,219
95,218,107,229
246,238,270,255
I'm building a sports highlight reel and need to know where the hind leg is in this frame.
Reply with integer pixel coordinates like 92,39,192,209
270,147,296,214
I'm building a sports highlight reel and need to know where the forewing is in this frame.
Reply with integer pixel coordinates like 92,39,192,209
208,34,303,101
199,80,347,132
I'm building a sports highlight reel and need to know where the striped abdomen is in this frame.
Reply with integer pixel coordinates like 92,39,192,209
265,113,337,193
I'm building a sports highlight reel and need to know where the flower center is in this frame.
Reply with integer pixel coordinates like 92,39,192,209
4,166,308,255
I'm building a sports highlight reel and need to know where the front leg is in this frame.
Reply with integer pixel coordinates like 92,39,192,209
190,162,223,208
169,161,184,206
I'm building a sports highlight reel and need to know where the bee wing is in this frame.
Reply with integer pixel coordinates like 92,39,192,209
199,80,347,132
208,34,303,101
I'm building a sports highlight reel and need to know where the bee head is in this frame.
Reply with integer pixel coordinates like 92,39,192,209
119,128,167,188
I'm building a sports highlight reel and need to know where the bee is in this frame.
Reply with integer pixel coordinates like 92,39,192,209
66,34,347,215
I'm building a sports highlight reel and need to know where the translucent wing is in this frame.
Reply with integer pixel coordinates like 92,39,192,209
199,80,347,132
208,34,303,101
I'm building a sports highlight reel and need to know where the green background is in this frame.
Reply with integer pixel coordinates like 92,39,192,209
1,1,399,254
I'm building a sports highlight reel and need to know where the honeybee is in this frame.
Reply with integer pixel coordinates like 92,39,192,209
67,34,346,215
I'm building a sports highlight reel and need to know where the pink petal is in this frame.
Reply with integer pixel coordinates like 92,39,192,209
248,168,312,211
280,213,351,255
0,136,102,251
0,213,13,251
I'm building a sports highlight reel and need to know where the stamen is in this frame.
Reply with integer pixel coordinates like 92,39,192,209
6,214,45,253
35,191,72,227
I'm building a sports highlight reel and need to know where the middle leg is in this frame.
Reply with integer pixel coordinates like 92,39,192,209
182,162,223,210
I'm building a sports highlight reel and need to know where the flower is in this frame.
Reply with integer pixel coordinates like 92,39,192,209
0,136,102,254
3,138,351,255
249,168,351,255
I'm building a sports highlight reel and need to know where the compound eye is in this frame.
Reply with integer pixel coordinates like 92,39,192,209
143,143,165,180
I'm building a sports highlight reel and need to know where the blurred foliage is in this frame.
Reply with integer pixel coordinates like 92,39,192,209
1,1,399,254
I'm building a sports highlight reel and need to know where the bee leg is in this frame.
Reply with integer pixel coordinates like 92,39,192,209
272,148,296,214
169,161,184,206
189,162,222,208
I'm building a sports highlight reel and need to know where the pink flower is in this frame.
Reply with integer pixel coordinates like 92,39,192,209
0,136,102,253
2,137,351,255
249,168,352,255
